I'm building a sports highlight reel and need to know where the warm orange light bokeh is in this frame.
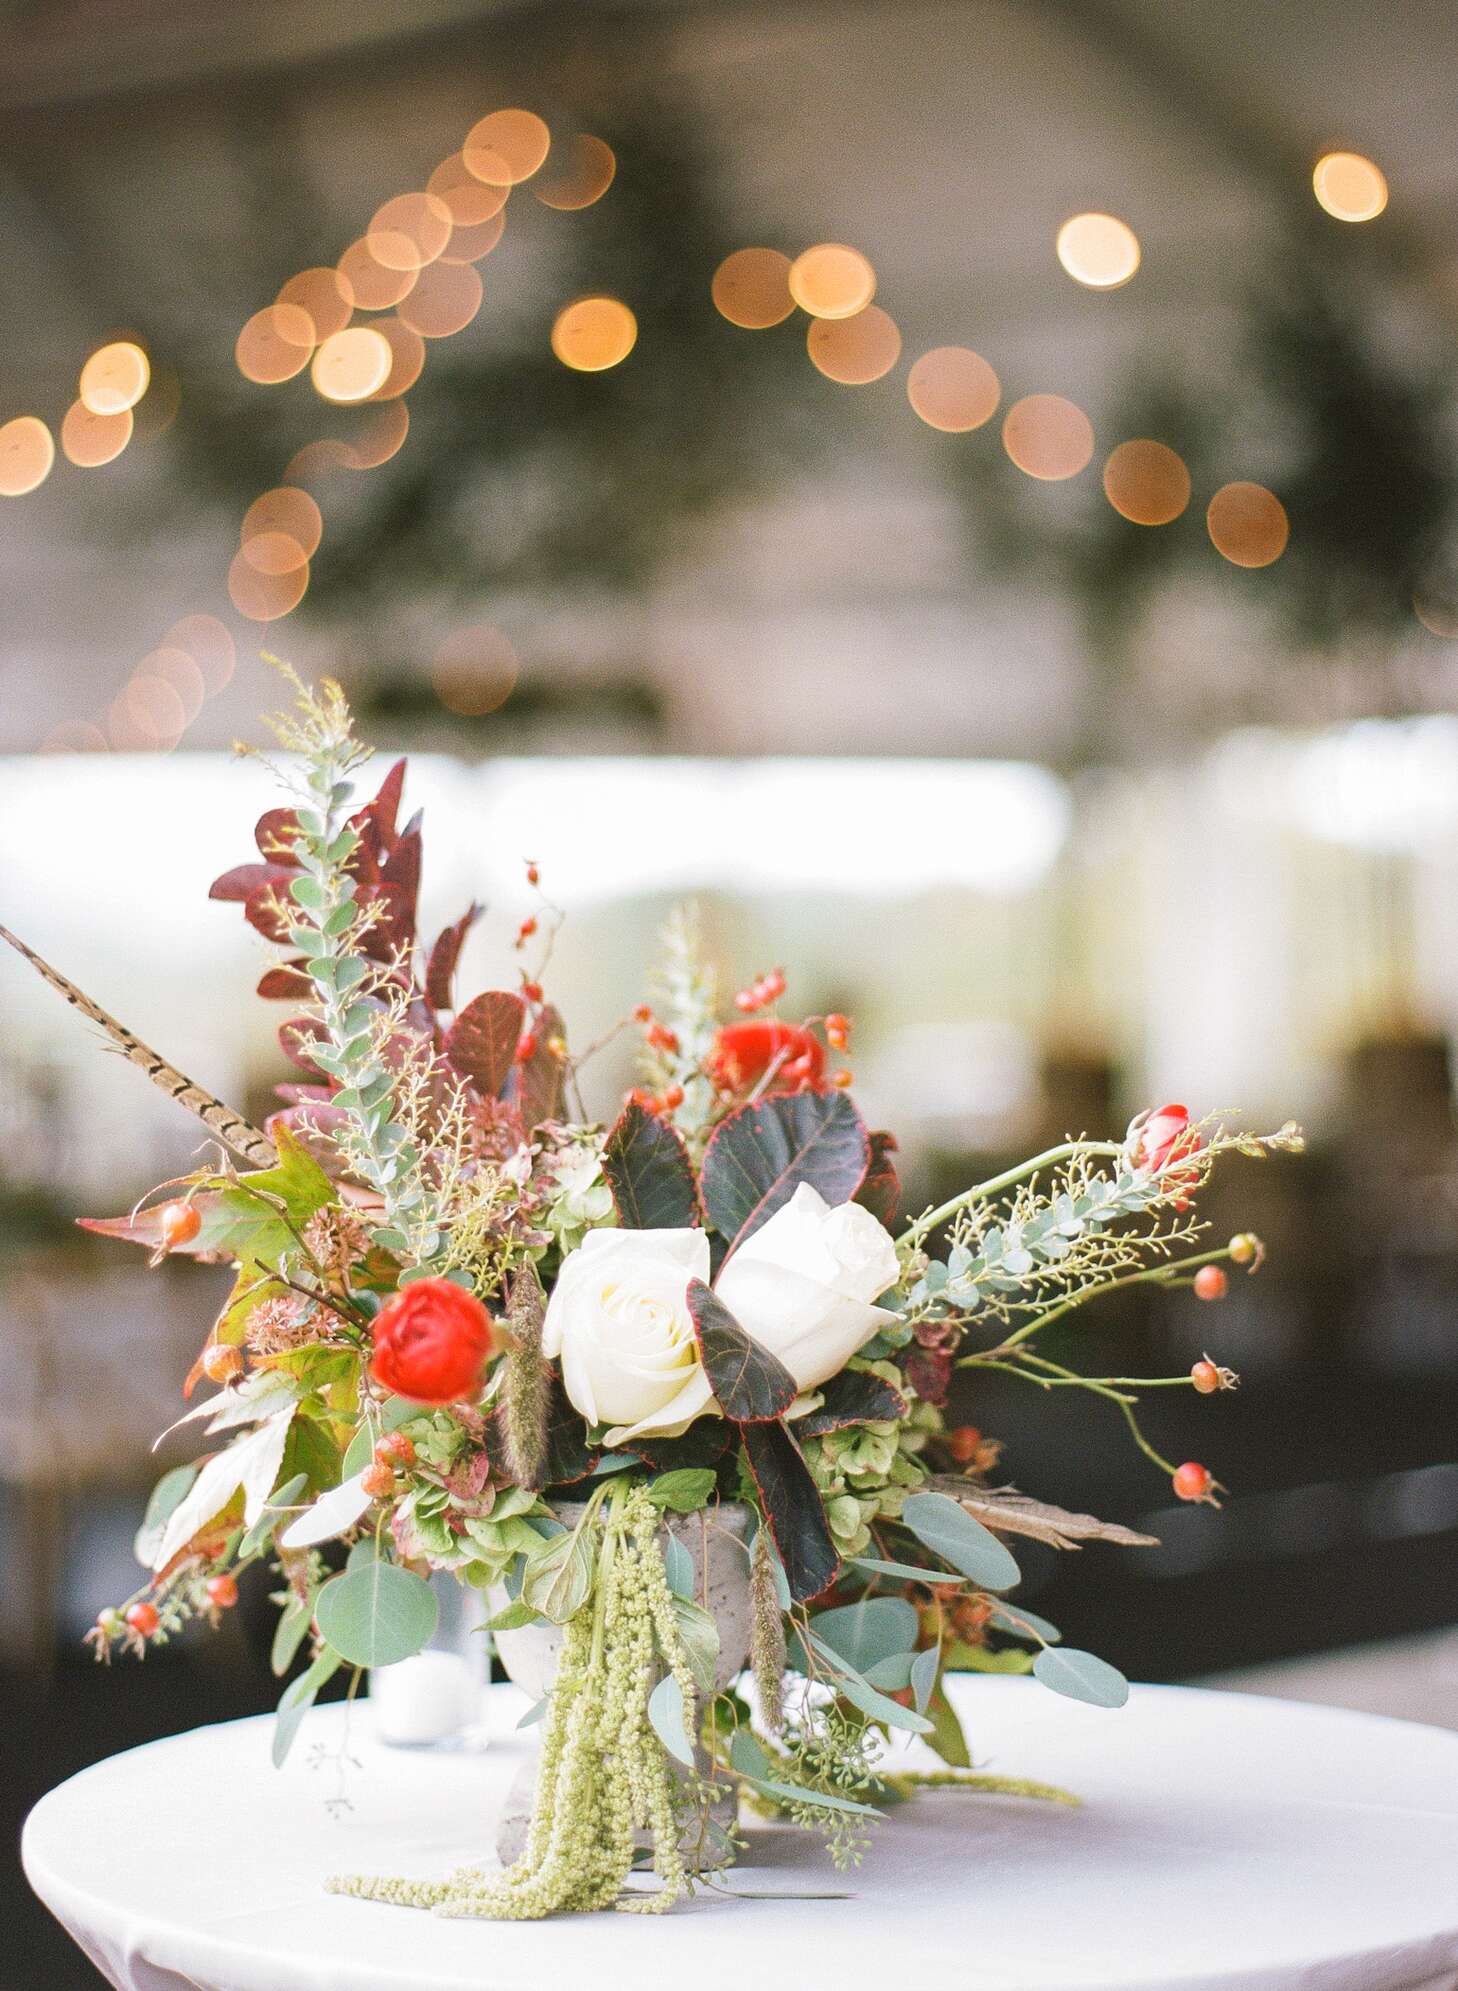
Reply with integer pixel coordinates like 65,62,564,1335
79,342,150,416
806,305,902,384
365,317,427,399
1207,481,1289,566
228,549,310,620
906,346,1001,432
788,244,876,320
61,400,133,467
1313,151,1388,222
236,306,315,383
428,153,510,226
712,249,795,329
368,192,454,273
535,134,617,210
0,415,55,496
1102,439,1192,525
464,109,551,186
342,400,411,469
163,614,235,694
134,647,205,724
398,261,484,339
241,487,323,574
337,238,418,312
432,625,520,715
312,326,393,403
551,296,637,371
277,267,354,345
1055,212,1141,288
1002,394,1095,480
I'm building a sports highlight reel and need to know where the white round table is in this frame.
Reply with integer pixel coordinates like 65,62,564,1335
23,1677,1458,1991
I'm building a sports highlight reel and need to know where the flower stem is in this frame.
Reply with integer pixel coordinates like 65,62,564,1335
898,1140,1126,1250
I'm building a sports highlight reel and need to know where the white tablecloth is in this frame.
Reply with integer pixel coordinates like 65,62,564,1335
22,1677,1458,1991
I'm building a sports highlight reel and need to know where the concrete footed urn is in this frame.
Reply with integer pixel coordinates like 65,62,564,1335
491,1499,754,1865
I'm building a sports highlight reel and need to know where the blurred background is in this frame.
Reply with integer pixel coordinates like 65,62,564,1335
5,0,1458,1977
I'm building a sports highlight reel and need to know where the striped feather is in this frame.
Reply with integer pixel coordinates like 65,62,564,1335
0,922,277,1168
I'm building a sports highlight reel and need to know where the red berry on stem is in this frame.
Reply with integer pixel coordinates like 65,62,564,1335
516,1031,538,1063
376,1431,416,1469
633,1003,653,1024
1194,1265,1228,1302
202,1342,243,1386
733,989,758,1014
206,1574,239,1610
522,980,543,1004
526,862,540,886
1172,1461,1214,1502
664,1084,685,1110
760,967,785,1002
825,1012,850,1049
1191,1359,1221,1394
126,1602,160,1638
159,1200,201,1250
361,1462,398,1499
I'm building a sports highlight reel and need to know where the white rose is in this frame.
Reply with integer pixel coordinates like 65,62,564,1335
541,1227,716,1448
714,1182,900,1391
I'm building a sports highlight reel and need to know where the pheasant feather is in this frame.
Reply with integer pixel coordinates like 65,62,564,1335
0,922,276,1168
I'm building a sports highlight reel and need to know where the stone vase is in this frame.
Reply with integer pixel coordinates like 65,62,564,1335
491,1498,753,1867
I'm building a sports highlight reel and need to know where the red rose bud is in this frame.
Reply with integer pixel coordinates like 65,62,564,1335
708,1020,826,1094
1126,1102,1203,1207
369,1277,499,1406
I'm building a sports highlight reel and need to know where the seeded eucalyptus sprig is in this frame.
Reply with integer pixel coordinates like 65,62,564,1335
260,672,426,1263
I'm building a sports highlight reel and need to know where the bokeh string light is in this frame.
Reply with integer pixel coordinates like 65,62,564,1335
1056,212,1141,288
551,295,638,371
311,326,393,403
1002,393,1095,480
535,134,617,211
712,248,795,329
61,400,133,467
1313,151,1388,222
367,192,454,273
906,346,1001,431
0,415,56,496
398,262,484,339
1206,481,1290,566
236,306,315,384
787,243,877,319
463,109,551,186
1102,439,1191,525
806,305,902,384
78,342,150,416
432,625,521,716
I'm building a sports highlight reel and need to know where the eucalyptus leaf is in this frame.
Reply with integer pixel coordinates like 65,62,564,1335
863,1652,917,1691
990,1603,1063,1646
279,1469,373,1550
910,1645,940,1715
902,1492,1021,1590
849,1554,956,1585
516,1696,550,1729
808,1632,933,1734
648,1674,696,1767
1033,1646,1129,1709
663,1534,696,1601
809,1596,918,1673
272,1647,342,1767
270,1594,313,1678
133,1464,199,1566
314,1558,438,1668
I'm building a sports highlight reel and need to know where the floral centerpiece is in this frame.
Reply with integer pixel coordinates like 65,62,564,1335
5,674,1301,1919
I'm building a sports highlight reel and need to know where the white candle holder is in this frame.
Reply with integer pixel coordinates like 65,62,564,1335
369,1574,490,1751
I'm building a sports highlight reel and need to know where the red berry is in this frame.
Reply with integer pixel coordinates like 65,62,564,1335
159,1200,201,1250
825,1012,851,1049
375,1431,416,1469
516,1031,538,1062
1172,1461,1214,1502
634,1003,653,1024
1191,1359,1221,1394
526,862,540,886
664,1084,685,1110
206,1574,238,1609
760,967,785,1001
515,916,537,946
945,1425,983,1467
733,988,758,1014
831,1067,854,1089
361,1462,397,1499
522,980,543,1003
125,1602,160,1638
202,1342,243,1386
647,1022,679,1054
1194,1265,1228,1302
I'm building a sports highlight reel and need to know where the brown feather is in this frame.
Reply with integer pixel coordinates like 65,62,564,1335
0,922,277,1168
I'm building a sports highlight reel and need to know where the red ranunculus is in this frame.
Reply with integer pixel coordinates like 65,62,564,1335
370,1278,498,1405
707,1020,825,1094
1126,1102,1202,1206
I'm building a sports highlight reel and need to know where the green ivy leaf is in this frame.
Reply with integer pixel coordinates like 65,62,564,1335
646,1468,718,1513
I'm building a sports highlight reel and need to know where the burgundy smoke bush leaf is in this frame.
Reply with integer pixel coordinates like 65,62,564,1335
686,1279,797,1423
856,1129,902,1228
425,904,480,1012
445,991,526,1098
243,881,293,944
740,1420,840,1602
602,1102,702,1231
256,962,313,1001
365,758,407,846
279,1015,329,1075
253,808,303,861
701,1089,870,1253
796,1367,908,1436
512,1004,567,1127
209,862,292,905
633,1423,733,1473
904,1347,953,1407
